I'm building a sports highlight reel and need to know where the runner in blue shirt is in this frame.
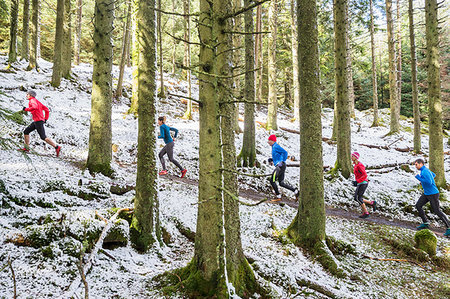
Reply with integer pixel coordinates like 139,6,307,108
158,116,187,178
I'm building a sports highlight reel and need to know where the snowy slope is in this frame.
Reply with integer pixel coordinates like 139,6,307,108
0,55,449,298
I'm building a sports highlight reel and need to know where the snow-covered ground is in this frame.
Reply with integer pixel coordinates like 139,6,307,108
0,55,449,298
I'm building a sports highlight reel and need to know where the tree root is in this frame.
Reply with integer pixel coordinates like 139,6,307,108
362,254,427,270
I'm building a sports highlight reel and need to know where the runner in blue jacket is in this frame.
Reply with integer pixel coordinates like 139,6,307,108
158,116,187,178
414,159,450,236
267,134,299,201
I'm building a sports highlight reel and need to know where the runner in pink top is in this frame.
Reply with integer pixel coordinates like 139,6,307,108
20,90,61,157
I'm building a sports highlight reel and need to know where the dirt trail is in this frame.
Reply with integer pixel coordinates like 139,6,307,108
164,174,448,237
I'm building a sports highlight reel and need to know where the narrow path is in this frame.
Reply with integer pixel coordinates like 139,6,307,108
164,174,448,237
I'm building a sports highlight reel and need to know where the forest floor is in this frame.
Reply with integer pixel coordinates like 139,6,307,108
0,55,450,298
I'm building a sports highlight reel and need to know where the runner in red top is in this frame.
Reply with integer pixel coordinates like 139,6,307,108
351,152,376,218
20,90,61,157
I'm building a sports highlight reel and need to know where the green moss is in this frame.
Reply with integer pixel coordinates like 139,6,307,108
312,241,345,278
25,223,64,248
41,245,55,259
414,229,437,256
380,236,429,262
325,236,356,256
130,215,156,252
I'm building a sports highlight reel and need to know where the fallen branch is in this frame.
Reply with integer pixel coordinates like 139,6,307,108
8,258,16,299
95,211,108,223
362,254,426,270
59,208,133,299
77,250,89,299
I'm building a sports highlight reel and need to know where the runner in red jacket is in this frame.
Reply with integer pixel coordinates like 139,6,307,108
20,90,61,157
351,152,376,218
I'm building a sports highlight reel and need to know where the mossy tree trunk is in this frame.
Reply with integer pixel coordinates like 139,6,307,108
232,0,242,133
130,0,160,251
396,0,402,114
370,0,379,127
425,0,446,188
86,0,114,176
51,0,64,87
115,0,132,99
255,5,263,103
291,0,299,121
176,0,257,296
74,0,82,65
171,0,176,74
266,0,278,130
385,0,399,133
408,0,420,152
182,0,192,120
129,0,139,115
61,0,72,78
21,0,30,61
27,0,39,70
157,0,165,98
346,15,355,118
333,0,352,179
238,0,256,167
8,0,19,65
287,0,325,256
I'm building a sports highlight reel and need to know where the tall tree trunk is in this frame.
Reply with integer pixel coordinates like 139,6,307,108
333,0,352,179
396,0,402,114
51,0,65,87
346,13,355,117
8,0,19,65
425,0,446,187
129,0,139,115
130,0,160,251
157,0,165,98
182,0,192,120
37,0,41,59
288,0,331,270
266,0,278,130
74,0,82,65
115,0,132,99
291,0,300,120
177,0,257,296
86,0,114,176
232,0,242,133
171,0,177,74
27,0,39,70
238,0,256,167
61,0,72,78
255,4,263,103
408,0,420,152
126,32,131,67
370,0,379,127
386,0,399,133
21,0,30,61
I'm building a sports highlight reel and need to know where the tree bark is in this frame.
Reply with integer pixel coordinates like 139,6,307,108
408,0,420,153
291,0,299,120
157,0,165,98
346,15,355,117
425,0,446,187
74,0,82,65
86,0,114,176
370,0,379,127
115,0,132,99
61,0,72,78
238,0,256,167
21,0,30,61
385,0,399,133
8,0,19,64
232,0,243,133
333,0,352,179
37,0,41,59
182,0,192,120
27,0,39,70
130,0,160,251
51,0,65,87
266,0,278,130
129,0,139,115
171,0,177,74
288,0,325,250
396,0,402,114
255,4,263,103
